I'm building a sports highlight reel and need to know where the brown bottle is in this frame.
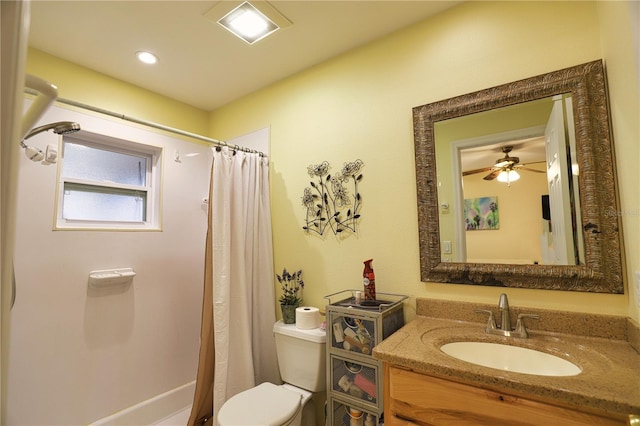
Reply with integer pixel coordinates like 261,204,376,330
363,259,376,300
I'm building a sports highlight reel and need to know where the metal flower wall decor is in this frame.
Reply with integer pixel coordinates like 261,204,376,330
302,160,364,236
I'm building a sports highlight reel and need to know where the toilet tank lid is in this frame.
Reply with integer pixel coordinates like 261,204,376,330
273,320,326,343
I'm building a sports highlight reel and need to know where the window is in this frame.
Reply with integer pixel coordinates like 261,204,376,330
55,131,162,230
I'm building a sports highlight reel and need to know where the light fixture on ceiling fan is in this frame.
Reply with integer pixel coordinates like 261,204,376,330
496,168,520,184
462,145,545,185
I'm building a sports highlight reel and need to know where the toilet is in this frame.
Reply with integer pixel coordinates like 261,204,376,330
217,320,326,426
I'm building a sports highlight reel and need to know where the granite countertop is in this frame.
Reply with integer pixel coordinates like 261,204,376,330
373,315,640,417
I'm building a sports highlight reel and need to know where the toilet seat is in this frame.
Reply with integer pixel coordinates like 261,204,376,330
218,382,302,425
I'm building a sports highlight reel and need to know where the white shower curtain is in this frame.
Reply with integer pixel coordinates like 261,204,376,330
209,147,279,422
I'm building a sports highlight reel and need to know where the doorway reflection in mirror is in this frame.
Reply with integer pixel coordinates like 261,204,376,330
435,94,584,266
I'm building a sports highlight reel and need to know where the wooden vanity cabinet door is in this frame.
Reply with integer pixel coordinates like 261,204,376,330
384,364,625,426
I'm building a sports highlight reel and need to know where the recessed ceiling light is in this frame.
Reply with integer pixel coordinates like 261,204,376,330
218,2,279,44
136,51,158,65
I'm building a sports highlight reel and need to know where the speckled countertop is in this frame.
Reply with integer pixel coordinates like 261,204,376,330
373,302,640,417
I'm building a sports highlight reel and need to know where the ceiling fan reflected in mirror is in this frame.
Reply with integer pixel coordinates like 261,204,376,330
462,146,546,183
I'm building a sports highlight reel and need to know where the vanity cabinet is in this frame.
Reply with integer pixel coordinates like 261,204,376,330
383,364,627,426
325,291,406,426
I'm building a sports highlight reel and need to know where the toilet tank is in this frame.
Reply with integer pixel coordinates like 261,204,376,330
273,321,326,392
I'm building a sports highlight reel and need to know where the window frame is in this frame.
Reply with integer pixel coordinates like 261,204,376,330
54,130,163,231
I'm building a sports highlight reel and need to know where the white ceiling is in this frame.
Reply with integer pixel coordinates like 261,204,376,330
27,1,460,111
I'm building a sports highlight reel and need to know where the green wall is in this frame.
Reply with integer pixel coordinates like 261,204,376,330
27,49,209,136
26,1,639,323
208,1,639,322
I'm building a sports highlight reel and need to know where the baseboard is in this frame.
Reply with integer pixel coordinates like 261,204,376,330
89,381,195,426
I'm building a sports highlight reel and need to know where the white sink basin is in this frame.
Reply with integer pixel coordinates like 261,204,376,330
440,342,582,376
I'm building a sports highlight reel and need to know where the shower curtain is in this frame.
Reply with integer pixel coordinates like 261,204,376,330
188,147,279,426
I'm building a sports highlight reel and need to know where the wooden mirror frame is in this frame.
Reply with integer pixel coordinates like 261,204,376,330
413,60,624,293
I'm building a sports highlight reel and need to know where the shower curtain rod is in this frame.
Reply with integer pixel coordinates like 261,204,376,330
24,88,266,157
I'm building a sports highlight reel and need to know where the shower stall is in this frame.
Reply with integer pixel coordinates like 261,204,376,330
6,99,211,424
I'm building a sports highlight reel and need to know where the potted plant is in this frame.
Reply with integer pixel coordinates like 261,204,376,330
276,268,304,324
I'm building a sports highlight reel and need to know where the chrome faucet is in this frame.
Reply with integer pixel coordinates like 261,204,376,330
498,293,511,332
475,293,539,338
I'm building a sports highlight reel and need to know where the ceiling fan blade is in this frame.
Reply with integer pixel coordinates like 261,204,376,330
483,169,501,180
462,167,494,176
519,167,546,174
520,160,546,166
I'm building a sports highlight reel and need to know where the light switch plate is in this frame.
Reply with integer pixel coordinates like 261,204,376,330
443,240,452,254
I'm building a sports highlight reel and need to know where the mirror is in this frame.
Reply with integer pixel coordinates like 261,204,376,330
436,94,585,266
413,60,623,293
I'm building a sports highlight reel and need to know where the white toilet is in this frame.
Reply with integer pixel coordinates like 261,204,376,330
217,320,327,426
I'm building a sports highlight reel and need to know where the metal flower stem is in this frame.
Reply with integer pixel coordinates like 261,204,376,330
304,178,330,235
323,178,341,235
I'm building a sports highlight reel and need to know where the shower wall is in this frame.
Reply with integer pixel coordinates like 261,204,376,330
7,102,211,425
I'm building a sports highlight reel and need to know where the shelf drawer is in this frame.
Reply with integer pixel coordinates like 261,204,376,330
329,397,381,426
330,354,380,408
329,311,377,356
326,293,405,359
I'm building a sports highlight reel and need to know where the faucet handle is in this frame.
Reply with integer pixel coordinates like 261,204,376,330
475,309,497,330
515,313,540,338
517,313,540,322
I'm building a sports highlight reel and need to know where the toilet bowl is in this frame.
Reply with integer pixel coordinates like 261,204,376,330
217,321,326,426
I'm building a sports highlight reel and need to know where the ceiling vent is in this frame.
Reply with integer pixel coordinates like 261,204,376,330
206,1,291,45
